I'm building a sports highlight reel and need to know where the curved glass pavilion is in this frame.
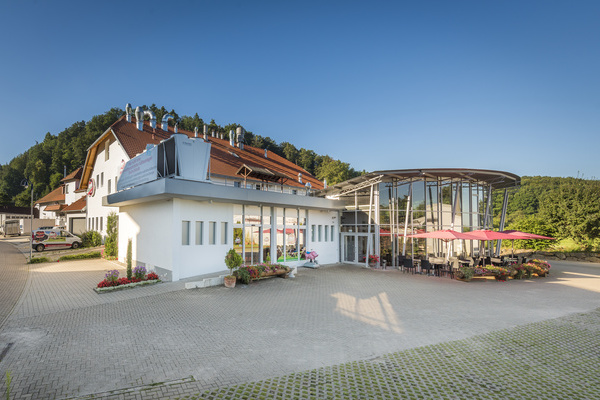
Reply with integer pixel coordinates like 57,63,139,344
318,169,520,267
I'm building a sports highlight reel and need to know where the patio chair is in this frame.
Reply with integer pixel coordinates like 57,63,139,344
403,258,417,274
421,259,433,276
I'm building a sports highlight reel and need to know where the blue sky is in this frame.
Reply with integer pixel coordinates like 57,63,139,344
1,0,599,179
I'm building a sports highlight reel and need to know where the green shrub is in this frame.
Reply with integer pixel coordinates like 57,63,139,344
104,212,118,258
29,257,50,264
224,249,243,277
126,239,132,279
59,251,102,261
81,231,102,248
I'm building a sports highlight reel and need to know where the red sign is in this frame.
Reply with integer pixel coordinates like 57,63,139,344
87,179,95,197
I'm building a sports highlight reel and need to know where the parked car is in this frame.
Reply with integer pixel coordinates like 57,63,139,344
32,229,81,252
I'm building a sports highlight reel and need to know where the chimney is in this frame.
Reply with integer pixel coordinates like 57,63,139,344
203,125,208,140
264,148,268,158
143,110,156,129
194,127,199,138
229,130,235,147
162,114,174,131
298,173,303,184
125,103,133,122
174,123,178,134
211,130,215,138
323,179,328,188
236,126,244,150
134,107,144,131
220,132,224,140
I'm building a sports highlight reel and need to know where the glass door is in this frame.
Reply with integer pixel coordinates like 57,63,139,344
343,234,356,262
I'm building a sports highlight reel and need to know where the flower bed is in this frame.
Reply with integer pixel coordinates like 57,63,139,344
95,267,160,293
456,260,551,282
234,263,291,284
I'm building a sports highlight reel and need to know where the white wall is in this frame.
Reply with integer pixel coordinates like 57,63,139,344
306,210,339,265
64,180,83,205
87,136,126,236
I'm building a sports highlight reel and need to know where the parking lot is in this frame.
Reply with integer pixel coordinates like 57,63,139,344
0,238,599,399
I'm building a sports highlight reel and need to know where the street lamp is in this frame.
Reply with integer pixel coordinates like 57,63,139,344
20,179,33,262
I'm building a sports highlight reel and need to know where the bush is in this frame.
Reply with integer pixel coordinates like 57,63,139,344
224,249,243,276
104,212,118,258
81,231,102,248
133,265,147,280
59,251,102,261
29,257,50,264
126,239,132,279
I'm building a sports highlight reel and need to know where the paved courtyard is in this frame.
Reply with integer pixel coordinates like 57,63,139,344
0,239,599,399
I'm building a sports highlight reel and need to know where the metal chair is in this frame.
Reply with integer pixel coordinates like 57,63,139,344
421,259,433,276
403,258,417,274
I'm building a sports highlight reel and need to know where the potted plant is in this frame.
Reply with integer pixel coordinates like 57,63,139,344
368,254,380,268
456,266,475,282
224,249,243,288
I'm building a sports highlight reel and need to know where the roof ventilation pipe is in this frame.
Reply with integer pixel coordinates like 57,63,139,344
174,123,179,134
143,110,156,129
134,107,144,131
161,114,174,131
194,127,199,138
298,173,303,184
323,179,327,188
235,127,244,150
125,103,133,122
211,130,215,138
229,130,235,147
305,182,312,194
203,125,208,140
220,132,224,140
264,149,268,158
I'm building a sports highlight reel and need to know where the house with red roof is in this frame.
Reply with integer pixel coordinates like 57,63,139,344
80,105,342,280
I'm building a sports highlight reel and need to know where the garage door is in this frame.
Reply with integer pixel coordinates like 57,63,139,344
70,218,86,235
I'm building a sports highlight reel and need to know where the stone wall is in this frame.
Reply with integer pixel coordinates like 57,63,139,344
521,251,600,263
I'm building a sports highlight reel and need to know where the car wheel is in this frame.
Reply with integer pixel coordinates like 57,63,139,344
72,242,80,249
36,244,45,252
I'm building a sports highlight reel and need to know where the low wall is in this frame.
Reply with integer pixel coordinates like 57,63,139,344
510,251,600,263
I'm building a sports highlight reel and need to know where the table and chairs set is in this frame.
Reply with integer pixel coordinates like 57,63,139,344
396,254,528,279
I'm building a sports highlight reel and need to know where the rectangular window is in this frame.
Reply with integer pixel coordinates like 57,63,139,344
182,221,190,245
221,222,228,244
105,141,110,161
331,225,335,241
101,172,104,187
65,185,69,194
324,225,329,242
311,225,316,242
318,225,322,242
107,179,112,194
195,221,203,245
209,222,216,245
100,216,103,232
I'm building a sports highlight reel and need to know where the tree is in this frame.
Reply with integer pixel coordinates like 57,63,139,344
104,212,118,258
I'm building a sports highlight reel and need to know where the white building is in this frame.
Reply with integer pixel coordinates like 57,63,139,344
80,106,341,281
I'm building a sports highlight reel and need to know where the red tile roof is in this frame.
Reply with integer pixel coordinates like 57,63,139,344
36,187,65,205
62,196,86,213
82,115,323,190
61,167,82,182
44,204,66,212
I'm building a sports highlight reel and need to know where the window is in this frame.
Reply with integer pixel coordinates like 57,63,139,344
324,225,329,242
100,216,103,231
234,181,241,188
195,221,203,245
255,184,261,190
209,222,216,245
221,222,228,244
292,189,297,195
182,221,190,245
107,179,112,194
95,217,98,231
331,225,335,241
65,185,69,194
318,225,322,242
101,172,104,187
105,141,110,161
311,225,316,242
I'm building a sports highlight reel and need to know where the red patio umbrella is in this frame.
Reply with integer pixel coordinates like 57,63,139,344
464,230,531,258
499,230,555,257
406,230,476,262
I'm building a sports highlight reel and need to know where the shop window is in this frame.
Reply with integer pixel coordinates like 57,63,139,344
318,225,322,242
324,225,329,242
331,225,335,241
182,221,190,245
311,225,316,242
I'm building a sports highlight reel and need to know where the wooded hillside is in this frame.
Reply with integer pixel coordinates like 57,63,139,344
0,105,362,207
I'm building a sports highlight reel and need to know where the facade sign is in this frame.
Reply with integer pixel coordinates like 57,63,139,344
117,147,158,191
87,179,95,197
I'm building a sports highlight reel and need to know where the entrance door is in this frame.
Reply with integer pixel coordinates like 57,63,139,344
357,235,368,263
343,234,355,262
244,226,261,265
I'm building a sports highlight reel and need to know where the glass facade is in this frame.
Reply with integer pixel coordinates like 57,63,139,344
336,173,514,267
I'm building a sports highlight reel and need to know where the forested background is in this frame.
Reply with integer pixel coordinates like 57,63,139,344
1,106,598,251
0,105,362,207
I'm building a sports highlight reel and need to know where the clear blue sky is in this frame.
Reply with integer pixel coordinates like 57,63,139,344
1,0,599,179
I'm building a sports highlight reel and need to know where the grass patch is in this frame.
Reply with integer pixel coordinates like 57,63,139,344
29,257,50,264
58,251,102,261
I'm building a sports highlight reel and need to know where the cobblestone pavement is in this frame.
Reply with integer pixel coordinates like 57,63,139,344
0,256,598,399
0,241,28,330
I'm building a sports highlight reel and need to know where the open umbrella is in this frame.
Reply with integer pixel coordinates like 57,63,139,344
463,230,530,258
406,229,476,262
499,230,555,257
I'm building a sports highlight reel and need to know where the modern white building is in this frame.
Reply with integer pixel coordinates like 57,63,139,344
79,105,521,281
